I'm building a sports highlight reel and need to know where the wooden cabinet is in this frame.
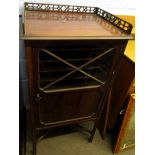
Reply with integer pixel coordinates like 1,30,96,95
25,40,125,135
20,3,133,155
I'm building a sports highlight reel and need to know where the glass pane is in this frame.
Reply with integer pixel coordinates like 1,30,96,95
83,48,115,82
43,71,99,91
39,46,115,92
39,50,74,89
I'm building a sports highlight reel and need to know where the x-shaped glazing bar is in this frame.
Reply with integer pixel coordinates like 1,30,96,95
42,48,114,90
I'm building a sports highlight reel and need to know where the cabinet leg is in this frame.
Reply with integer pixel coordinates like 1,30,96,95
32,130,37,155
88,121,98,142
32,138,37,155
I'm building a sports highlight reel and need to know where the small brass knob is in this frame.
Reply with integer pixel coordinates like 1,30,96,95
34,93,42,101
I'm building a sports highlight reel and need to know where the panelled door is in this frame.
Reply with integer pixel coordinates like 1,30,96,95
32,41,122,127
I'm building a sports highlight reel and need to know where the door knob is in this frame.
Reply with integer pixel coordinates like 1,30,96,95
34,93,42,101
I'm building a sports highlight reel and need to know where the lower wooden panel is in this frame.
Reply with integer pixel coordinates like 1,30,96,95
36,87,104,127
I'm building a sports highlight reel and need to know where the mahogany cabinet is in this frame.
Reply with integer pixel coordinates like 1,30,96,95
20,2,133,155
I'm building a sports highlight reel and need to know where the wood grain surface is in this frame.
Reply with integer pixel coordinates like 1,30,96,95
24,11,130,38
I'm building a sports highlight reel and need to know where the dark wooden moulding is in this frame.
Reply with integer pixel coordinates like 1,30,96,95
20,2,133,155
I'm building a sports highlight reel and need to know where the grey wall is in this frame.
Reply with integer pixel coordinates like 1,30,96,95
19,16,29,109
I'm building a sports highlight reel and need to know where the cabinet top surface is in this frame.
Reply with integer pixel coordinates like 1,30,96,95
21,10,134,40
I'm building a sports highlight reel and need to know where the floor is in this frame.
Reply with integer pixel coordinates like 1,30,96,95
26,123,134,155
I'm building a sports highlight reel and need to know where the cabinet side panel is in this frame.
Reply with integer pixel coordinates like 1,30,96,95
107,56,135,129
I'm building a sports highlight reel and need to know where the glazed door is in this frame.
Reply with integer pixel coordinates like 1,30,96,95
32,41,122,126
